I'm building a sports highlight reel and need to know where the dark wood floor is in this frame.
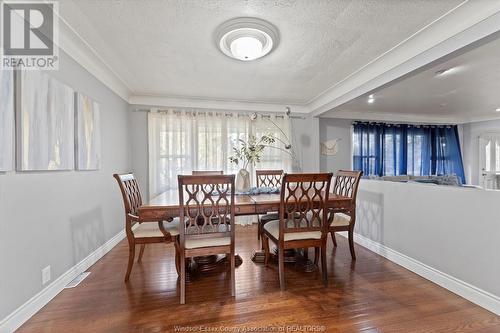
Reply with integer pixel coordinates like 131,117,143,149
19,225,500,333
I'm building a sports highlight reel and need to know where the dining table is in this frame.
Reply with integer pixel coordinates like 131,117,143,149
138,189,353,275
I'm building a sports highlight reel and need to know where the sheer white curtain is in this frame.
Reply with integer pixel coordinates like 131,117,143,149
254,114,293,172
148,110,292,199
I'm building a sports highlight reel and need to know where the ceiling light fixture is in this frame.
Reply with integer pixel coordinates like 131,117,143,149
496,108,500,112
215,17,279,61
368,98,375,104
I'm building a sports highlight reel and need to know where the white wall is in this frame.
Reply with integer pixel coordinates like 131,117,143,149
128,109,321,201
0,51,130,320
291,115,320,173
355,180,500,307
462,119,500,185
319,118,352,173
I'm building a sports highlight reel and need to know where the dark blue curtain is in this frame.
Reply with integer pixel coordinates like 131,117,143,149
406,126,432,176
353,122,465,183
433,126,465,182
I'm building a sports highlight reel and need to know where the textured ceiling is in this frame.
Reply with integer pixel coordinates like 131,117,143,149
60,0,463,104
327,32,500,121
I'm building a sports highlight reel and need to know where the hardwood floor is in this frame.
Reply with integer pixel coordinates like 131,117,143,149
19,225,500,332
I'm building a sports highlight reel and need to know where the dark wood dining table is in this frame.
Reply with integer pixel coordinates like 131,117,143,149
139,190,353,221
138,190,353,273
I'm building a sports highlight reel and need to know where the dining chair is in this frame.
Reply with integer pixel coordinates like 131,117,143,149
328,170,363,260
192,170,224,175
262,173,333,291
113,173,180,282
176,174,236,304
255,169,283,244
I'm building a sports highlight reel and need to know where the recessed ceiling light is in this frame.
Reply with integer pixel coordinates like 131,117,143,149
368,98,375,104
368,94,374,99
435,67,461,77
496,108,500,112
215,17,279,61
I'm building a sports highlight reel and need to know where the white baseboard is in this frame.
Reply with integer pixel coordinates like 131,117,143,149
0,228,128,333
337,231,500,315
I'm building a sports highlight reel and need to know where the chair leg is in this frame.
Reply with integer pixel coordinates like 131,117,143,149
180,251,186,304
138,244,146,263
303,248,309,260
257,218,261,242
321,242,328,287
348,229,356,260
174,245,180,276
125,243,135,282
263,235,270,267
331,232,337,247
278,246,285,291
314,247,320,265
230,249,236,297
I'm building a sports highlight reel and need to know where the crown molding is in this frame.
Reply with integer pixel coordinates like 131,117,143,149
310,1,500,117
129,94,309,113
56,12,132,102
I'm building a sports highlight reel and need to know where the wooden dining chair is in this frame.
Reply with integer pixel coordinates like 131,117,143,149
176,174,236,304
192,170,224,175
256,169,283,244
262,173,333,291
113,173,180,282
328,170,363,260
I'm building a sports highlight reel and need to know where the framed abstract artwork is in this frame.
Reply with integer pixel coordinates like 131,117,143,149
75,92,101,170
0,70,14,171
17,70,75,171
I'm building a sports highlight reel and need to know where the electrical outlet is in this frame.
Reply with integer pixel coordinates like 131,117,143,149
42,266,51,285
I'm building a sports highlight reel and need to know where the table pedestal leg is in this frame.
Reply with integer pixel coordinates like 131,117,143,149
251,247,318,272
184,254,243,282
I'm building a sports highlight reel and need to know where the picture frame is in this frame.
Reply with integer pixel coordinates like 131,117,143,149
16,70,75,171
75,92,101,170
0,70,14,171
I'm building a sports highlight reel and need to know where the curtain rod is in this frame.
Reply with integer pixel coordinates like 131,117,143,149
352,121,455,128
132,108,306,119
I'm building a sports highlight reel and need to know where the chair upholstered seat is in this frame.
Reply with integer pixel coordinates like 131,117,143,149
185,236,231,249
134,219,180,238
330,213,351,227
263,220,322,241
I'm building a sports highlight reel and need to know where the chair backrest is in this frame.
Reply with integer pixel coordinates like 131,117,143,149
332,170,363,203
256,169,283,188
178,175,235,244
113,173,142,216
279,173,333,237
192,170,224,175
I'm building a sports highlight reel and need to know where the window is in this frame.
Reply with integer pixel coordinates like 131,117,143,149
148,111,292,197
479,133,500,189
352,122,465,183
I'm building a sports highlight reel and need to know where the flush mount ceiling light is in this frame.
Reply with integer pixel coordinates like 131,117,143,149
215,17,279,61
